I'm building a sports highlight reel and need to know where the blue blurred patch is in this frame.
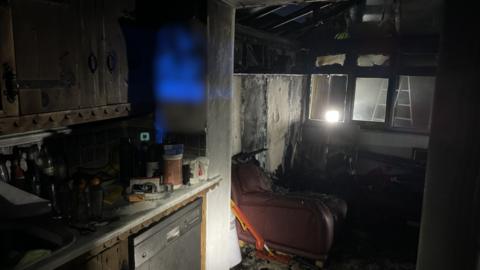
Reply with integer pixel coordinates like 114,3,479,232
154,25,205,104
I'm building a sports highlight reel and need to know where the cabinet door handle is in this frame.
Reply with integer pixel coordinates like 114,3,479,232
107,51,117,73
166,226,180,243
88,53,98,74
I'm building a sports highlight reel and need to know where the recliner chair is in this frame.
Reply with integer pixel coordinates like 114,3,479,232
231,163,347,260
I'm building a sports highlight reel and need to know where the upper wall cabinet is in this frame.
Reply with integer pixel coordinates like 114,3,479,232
0,0,134,135
76,0,133,108
11,0,81,115
102,0,132,105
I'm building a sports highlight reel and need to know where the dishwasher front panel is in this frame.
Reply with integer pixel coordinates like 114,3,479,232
132,198,202,270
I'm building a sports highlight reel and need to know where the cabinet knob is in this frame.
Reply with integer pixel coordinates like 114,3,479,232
107,51,117,73
88,53,98,74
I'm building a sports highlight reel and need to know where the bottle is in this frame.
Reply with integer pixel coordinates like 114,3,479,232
0,155,10,183
11,147,26,190
89,177,104,221
39,146,59,215
72,178,89,223
119,137,134,185
26,146,42,196
39,146,55,180
146,144,161,177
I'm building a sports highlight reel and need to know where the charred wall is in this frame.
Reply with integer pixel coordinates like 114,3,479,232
233,74,307,175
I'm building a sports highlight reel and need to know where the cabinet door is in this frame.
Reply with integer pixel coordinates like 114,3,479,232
102,0,134,105
0,4,19,117
77,0,106,108
57,240,129,270
11,0,81,114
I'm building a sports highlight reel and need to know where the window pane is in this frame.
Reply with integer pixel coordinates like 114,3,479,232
392,76,435,132
353,77,389,122
309,74,347,122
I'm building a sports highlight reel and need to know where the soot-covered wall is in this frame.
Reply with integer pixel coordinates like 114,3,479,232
232,74,307,174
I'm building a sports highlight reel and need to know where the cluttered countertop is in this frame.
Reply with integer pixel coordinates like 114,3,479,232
22,176,221,270
0,140,219,270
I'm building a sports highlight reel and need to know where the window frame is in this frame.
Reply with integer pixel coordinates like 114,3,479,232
307,50,436,135
350,75,391,126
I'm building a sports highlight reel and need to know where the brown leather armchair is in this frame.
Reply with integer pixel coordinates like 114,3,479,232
231,163,347,260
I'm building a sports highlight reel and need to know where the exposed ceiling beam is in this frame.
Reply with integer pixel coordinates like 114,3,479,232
270,3,333,33
236,23,301,48
272,21,305,36
266,4,319,30
262,4,319,31
286,1,355,38
234,0,348,9
238,5,287,23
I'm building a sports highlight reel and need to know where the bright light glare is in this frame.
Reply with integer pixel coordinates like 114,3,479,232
325,110,340,123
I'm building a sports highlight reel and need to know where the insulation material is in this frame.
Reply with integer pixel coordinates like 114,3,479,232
357,54,390,66
315,54,346,67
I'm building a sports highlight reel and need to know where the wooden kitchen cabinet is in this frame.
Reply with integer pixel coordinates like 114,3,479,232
78,0,133,108
11,0,81,115
0,3,19,118
102,0,133,105
77,0,106,108
59,239,129,270
0,0,134,134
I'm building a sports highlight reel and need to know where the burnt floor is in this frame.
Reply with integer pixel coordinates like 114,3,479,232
232,220,418,270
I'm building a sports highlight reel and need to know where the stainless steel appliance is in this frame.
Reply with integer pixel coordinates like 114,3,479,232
131,198,202,270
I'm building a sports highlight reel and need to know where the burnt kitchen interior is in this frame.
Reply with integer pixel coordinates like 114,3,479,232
0,0,477,270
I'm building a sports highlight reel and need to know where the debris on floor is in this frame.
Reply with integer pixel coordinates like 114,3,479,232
231,245,314,270
232,236,416,270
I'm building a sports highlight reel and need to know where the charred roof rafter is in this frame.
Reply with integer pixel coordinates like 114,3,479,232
235,0,358,39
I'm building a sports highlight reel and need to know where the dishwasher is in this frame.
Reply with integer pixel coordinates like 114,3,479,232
131,198,202,270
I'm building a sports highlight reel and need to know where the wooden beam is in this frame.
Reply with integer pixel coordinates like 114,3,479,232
289,1,353,38
234,0,348,9
263,4,320,30
0,104,131,136
236,23,300,48
237,5,286,23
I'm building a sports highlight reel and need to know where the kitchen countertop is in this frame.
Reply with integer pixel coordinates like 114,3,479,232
26,177,222,270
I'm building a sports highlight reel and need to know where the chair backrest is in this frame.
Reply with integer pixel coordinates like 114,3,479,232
232,163,272,199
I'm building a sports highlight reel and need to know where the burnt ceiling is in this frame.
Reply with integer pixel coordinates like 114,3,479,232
235,0,441,41
236,1,356,39
236,1,357,39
